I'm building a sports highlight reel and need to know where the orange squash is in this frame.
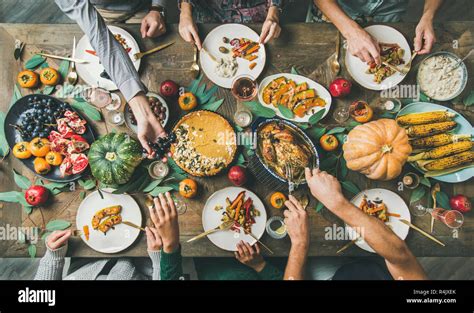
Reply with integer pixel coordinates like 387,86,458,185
342,119,411,181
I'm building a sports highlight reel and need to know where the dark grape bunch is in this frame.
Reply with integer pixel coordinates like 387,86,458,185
131,96,167,125
16,96,69,141
144,132,177,159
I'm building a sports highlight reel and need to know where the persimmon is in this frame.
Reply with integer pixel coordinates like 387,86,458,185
13,142,32,159
17,70,39,88
319,134,339,152
179,178,198,198
178,92,197,111
270,192,287,209
40,67,60,86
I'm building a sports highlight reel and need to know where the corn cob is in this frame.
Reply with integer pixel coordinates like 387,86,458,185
420,151,474,171
411,133,471,149
406,121,457,138
408,141,473,161
397,110,456,126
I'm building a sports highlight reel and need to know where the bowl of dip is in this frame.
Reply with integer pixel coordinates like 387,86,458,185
417,51,468,101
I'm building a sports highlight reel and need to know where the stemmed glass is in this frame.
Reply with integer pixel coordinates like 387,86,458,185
411,205,464,229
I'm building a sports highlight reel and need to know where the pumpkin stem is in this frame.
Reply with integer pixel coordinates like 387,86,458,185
105,152,117,161
381,144,393,154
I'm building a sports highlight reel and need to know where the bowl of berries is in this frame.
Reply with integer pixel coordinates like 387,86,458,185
124,92,169,134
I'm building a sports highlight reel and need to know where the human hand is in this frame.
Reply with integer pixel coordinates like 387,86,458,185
283,195,309,248
46,230,71,250
149,192,180,253
235,241,266,272
141,10,166,38
129,93,167,156
414,16,436,54
178,4,202,50
259,7,281,44
305,168,347,211
346,26,381,64
145,226,163,251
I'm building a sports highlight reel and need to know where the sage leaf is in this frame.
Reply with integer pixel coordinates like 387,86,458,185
436,191,450,210
25,54,46,70
39,61,49,69
42,85,55,95
58,60,70,79
24,205,33,214
188,73,203,94
420,177,431,188
341,181,360,195
0,191,24,203
78,179,96,190
319,154,338,170
143,179,163,193
410,186,426,204
0,112,10,157
277,104,294,119
79,191,86,200
13,169,31,190
71,100,102,121
315,201,325,213
28,244,37,258
291,66,299,75
307,127,326,140
463,90,474,107
199,85,218,104
10,84,22,107
339,157,348,178
326,127,346,135
46,219,71,231
235,153,246,166
308,109,326,125
200,98,224,112
243,101,275,118
149,186,174,197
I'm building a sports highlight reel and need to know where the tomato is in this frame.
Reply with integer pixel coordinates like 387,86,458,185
17,70,39,89
319,134,339,151
29,138,50,157
178,92,198,111
39,67,60,86
25,185,49,206
13,142,32,159
270,192,287,209
33,157,51,175
45,151,63,166
179,178,198,198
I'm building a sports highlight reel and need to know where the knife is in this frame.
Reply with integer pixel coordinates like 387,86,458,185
245,231,274,255
122,221,145,232
398,219,445,247
38,53,89,64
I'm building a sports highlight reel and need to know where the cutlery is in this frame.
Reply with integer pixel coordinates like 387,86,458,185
400,50,417,75
201,47,219,63
382,61,403,74
67,36,78,85
190,45,200,79
285,162,295,195
445,49,473,74
398,219,445,247
122,221,145,232
38,53,89,64
274,194,310,234
431,183,440,233
133,41,175,61
244,231,274,254
336,237,359,254
331,31,341,75
187,221,234,243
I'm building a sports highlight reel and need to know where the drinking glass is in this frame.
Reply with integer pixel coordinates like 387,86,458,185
231,75,258,102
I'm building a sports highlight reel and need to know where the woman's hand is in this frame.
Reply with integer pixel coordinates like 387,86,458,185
414,15,436,54
46,230,71,250
145,226,163,251
178,3,202,50
259,6,281,44
346,26,381,64
129,93,167,156
141,10,166,38
235,241,266,272
148,192,180,253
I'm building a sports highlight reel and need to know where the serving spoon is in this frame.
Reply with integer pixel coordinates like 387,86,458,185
331,32,341,75
190,45,200,79
67,36,78,85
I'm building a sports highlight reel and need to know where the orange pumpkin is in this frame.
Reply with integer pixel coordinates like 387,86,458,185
342,119,411,181
179,178,198,198
178,92,197,111
40,68,60,86
17,70,39,88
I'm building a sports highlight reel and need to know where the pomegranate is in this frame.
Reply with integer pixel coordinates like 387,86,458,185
160,80,179,97
329,78,352,98
449,194,471,213
228,165,247,186
25,185,49,206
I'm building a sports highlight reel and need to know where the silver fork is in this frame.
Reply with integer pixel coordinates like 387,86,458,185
285,162,295,195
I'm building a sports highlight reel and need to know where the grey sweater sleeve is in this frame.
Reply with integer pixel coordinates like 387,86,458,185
55,0,147,101
148,250,161,280
34,245,68,280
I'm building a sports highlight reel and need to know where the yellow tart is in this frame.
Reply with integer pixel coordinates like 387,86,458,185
171,111,237,176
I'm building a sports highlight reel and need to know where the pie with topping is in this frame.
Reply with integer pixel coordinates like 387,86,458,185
171,111,237,176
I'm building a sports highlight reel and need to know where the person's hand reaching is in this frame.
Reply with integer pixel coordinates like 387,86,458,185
414,16,436,54
178,3,202,50
346,26,381,65
148,192,180,253
259,6,281,44
305,168,348,212
141,10,166,38
46,230,71,250
235,241,266,272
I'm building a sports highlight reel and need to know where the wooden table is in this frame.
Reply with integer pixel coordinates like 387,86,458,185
0,22,473,258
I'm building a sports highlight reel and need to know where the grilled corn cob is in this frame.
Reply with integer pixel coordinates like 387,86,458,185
397,110,456,126
406,121,457,138
419,151,474,171
408,141,473,161
411,133,472,149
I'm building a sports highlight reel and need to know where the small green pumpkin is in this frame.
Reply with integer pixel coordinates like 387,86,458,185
88,133,143,186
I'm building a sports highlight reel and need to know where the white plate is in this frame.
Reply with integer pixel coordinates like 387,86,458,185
202,187,267,251
125,92,169,133
76,190,142,254
200,24,266,89
257,73,332,122
345,188,411,253
345,25,411,91
75,26,141,91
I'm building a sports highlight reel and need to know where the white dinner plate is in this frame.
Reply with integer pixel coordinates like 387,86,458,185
76,190,142,254
202,187,267,251
345,25,411,91
345,188,411,253
200,24,266,89
125,92,170,133
257,73,332,122
75,26,141,91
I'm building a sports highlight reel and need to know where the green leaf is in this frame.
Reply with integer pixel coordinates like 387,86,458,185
195,83,206,99
346,120,361,130
243,101,275,118
326,127,346,135
463,90,474,107
380,112,396,119
149,186,174,197
0,112,10,157
43,182,70,195
436,191,450,210
339,157,348,178
188,73,203,94
24,54,46,70
57,60,70,80
197,85,218,104
143,179,164,193
46,219,71,231
341,181,360,195
235,153,246,166
296,122,310,129
71,100,102,121
277,104,294,119
290,66,299,75
41,231,52,241
319,154,338,170
39,61,49,69
419,92,430,102
308,109,326,125
9,84,22,107
200,98,224,112
410,186,426,204
42,85,55,95
24,205,33,214
168,158,187,176
13,169,31,190
78,179,96,190
420,177,431,188
28,244,37,258
0,191,24,203
315,201,325,213
79,191,86,200
307,127,326,140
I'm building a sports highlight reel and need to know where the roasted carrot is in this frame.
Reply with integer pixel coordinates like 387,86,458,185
387,213,401,218
229,191,245,211
234,200,243,221
244,54,258,61
367,206,384,214
249,62,257,70
245,44,260,55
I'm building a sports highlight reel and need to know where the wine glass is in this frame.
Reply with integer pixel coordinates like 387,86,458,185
231,75,258,102
332,106,350,124
410,204,464,229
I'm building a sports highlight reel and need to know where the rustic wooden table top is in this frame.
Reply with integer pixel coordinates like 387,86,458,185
0,22,472,258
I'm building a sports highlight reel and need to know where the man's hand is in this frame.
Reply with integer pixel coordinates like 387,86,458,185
178,3,202,50
141,10,166,38
145,226,163,251
283,195,309,248
129,93,167,156
149,192,180,253
259,6,281,44
235,241,266,272
346,26,381,64
46,230,71,250
414,16,436,54
305,168,347,212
